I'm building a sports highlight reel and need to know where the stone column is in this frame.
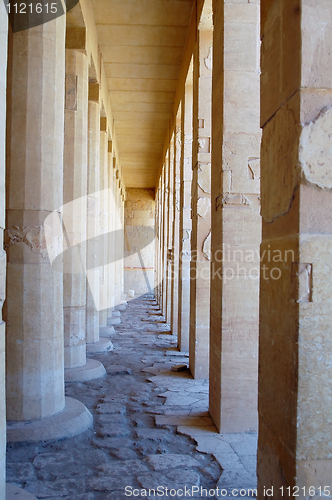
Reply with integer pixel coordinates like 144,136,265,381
119,186,124,302
0,3,7,495
162,165,168,316
107,159,121,325
157,183,162,304
178,77,193,352
155,187,160,300
158,176,164,307
258,0,332,493
105,141,115,330
189,29,212,379
63,47,105,383
114,176,122,308
118,186,124,302
171,117,181,336
157,181,163,306
86,115,113,354
209,0,261,433
99,118,108,327
5,16,92,443
166,143,174,324
110,173,120,310
86,88,100,343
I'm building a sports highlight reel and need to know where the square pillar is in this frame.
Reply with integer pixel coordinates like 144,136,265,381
171,114,182,336
178,76,193,352
162,164,168,316
190,29,213,379
166,142,174,324
258,0,332,493
210,0,261,433
0,3,7,496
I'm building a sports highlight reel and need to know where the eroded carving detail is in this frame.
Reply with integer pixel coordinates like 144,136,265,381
248,158,260,180
202,231,211,261
4,225,50,259
300,107,332,189
216,193,251,209
65,74,78,110
198,163,211,194
291,263,313,303
204,47,213,71
197,137,210,154
197,197,211,218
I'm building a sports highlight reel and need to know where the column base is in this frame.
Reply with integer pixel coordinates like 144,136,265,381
7,484,37,499
107,316,121,325
100,326,115,337
64,340,86,369
6,397,93,444
64,358,106,383
86,337,114,354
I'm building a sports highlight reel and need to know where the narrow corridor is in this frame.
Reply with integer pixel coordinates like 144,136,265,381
6,296,256,499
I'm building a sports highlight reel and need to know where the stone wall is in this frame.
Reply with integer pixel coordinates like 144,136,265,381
124,189,155,297
0,2,7,496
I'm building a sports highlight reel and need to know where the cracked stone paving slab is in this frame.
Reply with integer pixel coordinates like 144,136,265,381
6,294,257,499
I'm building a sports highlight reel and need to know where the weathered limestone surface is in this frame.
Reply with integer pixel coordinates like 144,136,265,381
0,2,7,496
166,143,174,325
259,0,332,494
171,117,181,337
190,29,212,380
114,179,125,309
155,185,161,304
5,17,67,422
162,166,168,318
124,189,155,296
99,120,109,326
157,175,165,311
178,75,193,353
210,0,261,434
107,142,115,321
63,48,89,370
86,97,101,344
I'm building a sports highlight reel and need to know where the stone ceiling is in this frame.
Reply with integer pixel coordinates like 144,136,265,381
91,0,195,188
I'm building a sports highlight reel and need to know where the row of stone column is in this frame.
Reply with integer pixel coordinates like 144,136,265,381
156,24,213,382
156,0,332,492
2,10,125,454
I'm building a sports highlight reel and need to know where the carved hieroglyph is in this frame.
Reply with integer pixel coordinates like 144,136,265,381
299,106,332,190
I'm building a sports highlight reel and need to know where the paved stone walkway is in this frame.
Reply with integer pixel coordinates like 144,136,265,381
6,295,257,499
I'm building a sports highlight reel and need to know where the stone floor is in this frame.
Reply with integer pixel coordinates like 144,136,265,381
6,295,257,499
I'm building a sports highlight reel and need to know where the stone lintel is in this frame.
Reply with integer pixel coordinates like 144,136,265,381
88,82,100,103
65,27,87,53
100,117,107,132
